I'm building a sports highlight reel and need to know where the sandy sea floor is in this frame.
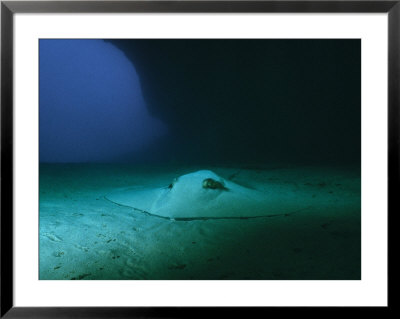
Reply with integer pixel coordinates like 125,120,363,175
39,163,361,280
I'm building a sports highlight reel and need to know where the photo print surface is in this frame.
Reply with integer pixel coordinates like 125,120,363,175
39,39,361,280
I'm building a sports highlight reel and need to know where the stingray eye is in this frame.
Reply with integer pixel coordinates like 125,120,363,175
202,178,226,190
202,178,211,188
168,177,178,189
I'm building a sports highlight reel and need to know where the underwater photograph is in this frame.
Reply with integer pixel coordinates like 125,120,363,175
39,39,361,280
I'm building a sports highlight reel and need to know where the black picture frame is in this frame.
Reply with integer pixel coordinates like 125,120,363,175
1,1,396,317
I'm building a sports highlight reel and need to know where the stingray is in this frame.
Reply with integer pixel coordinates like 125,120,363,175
105,170,315,220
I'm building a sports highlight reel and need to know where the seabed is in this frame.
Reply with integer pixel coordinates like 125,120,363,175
39,163,361,280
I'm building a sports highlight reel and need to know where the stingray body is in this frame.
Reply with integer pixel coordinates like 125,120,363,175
105,170,312,220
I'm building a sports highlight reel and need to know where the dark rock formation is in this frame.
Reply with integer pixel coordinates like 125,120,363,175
107,39,361,165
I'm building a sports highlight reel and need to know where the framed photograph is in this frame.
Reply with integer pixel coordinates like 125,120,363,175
1,0,395,317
